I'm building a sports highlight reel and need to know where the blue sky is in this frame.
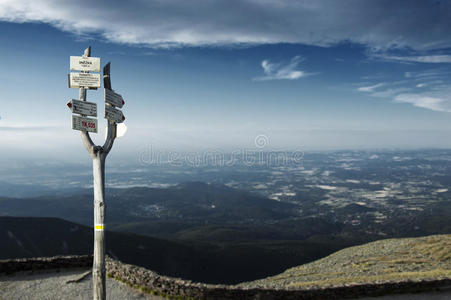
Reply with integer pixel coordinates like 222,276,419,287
1,0,451,162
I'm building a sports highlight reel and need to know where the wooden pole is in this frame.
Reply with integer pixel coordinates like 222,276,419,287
78,46,116,300
92,152,106,300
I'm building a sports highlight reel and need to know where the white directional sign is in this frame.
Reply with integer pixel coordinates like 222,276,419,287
72,115,98,133
105,88,124,108
69,73,101,89
105,105,125,123
67,99,97,117
70,56,101,72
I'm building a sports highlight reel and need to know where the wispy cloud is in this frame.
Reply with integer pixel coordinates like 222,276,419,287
404,69,450,80
357,83,411,98
371,88,411,98
1,0,451,49
358,65,451,112
377,54,451,64
254,56,308,81
357,83,385,92
394,93,451,112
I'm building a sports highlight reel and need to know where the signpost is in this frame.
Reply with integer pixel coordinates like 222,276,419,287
67,47,126,300
67,99,97,117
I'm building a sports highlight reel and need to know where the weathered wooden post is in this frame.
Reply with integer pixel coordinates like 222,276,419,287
68,46,126,300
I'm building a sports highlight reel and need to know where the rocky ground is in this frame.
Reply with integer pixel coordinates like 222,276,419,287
0,268,164,300
240,234,451,289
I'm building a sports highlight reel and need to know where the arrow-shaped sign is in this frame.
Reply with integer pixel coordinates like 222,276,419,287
67,99,97,117
105,105,125,123
105,88,125,108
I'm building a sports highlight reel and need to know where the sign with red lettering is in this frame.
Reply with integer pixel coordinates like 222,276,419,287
72,115,98,133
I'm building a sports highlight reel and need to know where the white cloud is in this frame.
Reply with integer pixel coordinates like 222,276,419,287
359,67,451,112
377,54,451,63
254,56,306,81
371,88,411,98
394,93,451,112
402,69,450,80
0,0,451,49
358,79,451,112
357,83,385,92
357,80,410,98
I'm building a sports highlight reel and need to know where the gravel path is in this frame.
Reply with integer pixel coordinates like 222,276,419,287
0,268,164,300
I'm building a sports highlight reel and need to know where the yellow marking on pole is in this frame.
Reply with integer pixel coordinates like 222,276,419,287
95,224,104,230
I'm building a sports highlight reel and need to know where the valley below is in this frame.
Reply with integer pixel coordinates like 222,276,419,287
1,150,451,284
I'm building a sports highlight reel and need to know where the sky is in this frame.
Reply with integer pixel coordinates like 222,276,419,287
1,0,451,163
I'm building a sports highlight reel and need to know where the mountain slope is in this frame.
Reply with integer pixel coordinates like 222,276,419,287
241,234,451,289
0,216,346,284
0,216,209,280
0,182,299,226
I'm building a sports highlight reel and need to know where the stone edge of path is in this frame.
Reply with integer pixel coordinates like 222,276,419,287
1,256,451,300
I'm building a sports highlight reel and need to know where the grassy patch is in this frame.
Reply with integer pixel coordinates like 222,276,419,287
287,268,451,288
411,236,451,262
269,270,346,282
